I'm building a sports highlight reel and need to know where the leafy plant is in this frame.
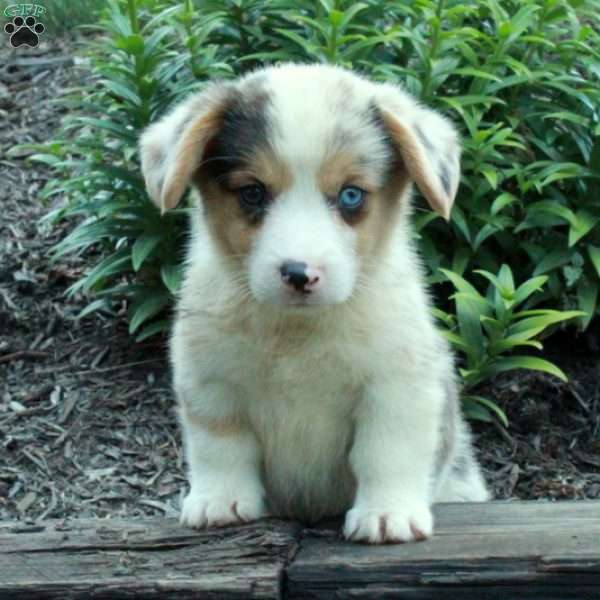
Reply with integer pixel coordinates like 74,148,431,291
20,0,600,421
24,0,228,340
434,265,583,423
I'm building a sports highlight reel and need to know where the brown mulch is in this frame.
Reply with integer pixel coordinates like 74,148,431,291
0,40,182,522
1,41,599,525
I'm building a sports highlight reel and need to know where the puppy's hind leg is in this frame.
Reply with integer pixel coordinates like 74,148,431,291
435,425,490,503
178,382,268,529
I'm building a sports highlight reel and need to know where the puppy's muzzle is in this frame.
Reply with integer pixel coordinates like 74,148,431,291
280,260,321,294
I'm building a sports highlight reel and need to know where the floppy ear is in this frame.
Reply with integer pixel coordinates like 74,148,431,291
139,85,232,213
376,86,461,220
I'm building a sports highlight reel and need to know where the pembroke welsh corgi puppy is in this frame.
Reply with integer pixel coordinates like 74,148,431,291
140,64,489,544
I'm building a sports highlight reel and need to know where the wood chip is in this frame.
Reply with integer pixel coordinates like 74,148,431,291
9,401,26,414
16,491,37,513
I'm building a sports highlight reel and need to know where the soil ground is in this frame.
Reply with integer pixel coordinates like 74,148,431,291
1,41,599,524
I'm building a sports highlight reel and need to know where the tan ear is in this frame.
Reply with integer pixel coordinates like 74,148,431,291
139,85,231,212
376,90,461,220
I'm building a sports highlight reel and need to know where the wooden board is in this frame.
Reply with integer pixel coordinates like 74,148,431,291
0,517,300,599
287,501,600,599
1,501,600,599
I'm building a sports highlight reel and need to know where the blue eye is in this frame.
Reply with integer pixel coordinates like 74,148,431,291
239,183,266,208
338,186,365,212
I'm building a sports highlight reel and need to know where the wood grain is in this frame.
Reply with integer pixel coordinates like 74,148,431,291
1,501,599,599
287,501,600,599
0,518,300,599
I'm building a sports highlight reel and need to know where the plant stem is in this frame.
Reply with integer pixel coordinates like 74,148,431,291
421,0,445,101
328,21,338,63
127,0,139,34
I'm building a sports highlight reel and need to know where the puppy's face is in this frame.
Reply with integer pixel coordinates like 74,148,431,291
140,65,460,308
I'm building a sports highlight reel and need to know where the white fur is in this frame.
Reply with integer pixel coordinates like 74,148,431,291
142,64,489,544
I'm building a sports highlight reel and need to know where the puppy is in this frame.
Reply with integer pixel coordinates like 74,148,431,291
140,64,489,544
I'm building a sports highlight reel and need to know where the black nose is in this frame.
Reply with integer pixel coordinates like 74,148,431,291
280,260,309,291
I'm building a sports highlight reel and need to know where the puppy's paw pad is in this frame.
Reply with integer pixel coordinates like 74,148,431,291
180,492,266,529
343,503,433,544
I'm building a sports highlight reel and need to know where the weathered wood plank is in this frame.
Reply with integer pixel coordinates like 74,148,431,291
286,501,600,599
0,518,300,599
1,501,600,599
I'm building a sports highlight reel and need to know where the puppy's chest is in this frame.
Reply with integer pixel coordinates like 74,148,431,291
240,335,362,408
238,335,360,518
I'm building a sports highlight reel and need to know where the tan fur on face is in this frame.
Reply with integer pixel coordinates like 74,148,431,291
196,148,292,264
198,179,257,262
317,150,408,260
353,172,409,261
233,148,293,195
317,151,379,196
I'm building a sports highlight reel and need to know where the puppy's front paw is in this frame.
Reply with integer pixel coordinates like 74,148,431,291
180,489,267,529
343,501,433,544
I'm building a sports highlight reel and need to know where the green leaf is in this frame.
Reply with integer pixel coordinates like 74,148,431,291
81,252,131,294
439,269,480,297
129,294,170,334
132,234,161,271
450,205,471,243
462,395,508,427
135,319,169,342
340,3,368,30
569,211,599,247
533,249,572,276
479,165,498,189
462,400,494,423
431,307,454,327
453,68,501,82
491,192,518,215
590,138,600,174
527,200,577,226
509,311,584,336
27,153,62,166
116,34,145,55
161,264,183,295
480,316,505,342
490,337,543,354
577,277,598,330
439,330,470,351
498,265,515,297
513,276,548,305
76,298,110,320
474,266,514,301
328,9,344,26
480,356,567,382
69,117,137,143
454,292,488,365
588,245,600,278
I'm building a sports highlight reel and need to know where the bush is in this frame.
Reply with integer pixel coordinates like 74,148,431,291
25,0,600,421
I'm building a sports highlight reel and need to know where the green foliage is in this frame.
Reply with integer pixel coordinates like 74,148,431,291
434,265,583,423
25,0,600,419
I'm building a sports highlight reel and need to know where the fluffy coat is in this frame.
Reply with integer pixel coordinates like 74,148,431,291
140,64,489,543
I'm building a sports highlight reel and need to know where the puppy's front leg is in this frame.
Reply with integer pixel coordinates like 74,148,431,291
179,382,267,529
344,379,442,544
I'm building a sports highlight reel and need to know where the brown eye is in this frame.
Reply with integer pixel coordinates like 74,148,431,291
239,183,267,208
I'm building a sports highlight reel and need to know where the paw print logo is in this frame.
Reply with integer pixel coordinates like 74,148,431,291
4,16,45,48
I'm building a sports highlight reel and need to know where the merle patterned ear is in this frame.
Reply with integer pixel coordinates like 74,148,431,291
139,85,231,212
376,89,461,220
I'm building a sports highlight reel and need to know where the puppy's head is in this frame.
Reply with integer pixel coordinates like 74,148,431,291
140,64,460,308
